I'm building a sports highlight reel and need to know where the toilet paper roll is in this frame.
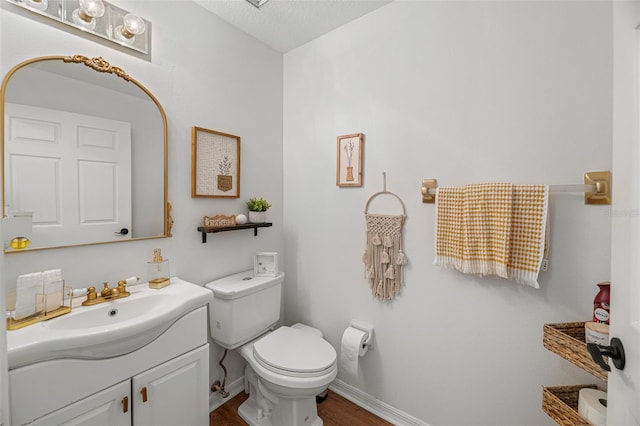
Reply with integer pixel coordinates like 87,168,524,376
585,322,610,346
578,388,607,426
340,327,368,380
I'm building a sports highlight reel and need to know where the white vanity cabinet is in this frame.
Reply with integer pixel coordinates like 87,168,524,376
9,303,211,426
29,345,209,426
132,345,209,426
31,380,131,426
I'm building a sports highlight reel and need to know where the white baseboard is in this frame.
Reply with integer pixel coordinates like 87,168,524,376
209,376,429,426
209,376,245,412
329,379,430,426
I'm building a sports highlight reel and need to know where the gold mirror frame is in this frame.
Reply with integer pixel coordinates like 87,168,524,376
1,55,172,253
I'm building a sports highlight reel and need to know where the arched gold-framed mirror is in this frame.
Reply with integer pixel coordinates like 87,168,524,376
1,55,171,253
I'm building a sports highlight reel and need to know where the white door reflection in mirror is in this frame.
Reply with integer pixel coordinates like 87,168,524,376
2,55,169,252
5,103,132,248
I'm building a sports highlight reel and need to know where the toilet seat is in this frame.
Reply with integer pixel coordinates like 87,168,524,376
253,327,337,378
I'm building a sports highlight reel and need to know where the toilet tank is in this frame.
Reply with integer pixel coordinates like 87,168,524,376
205,270,284,349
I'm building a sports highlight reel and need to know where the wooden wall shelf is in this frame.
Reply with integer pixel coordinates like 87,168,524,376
197,223,272,243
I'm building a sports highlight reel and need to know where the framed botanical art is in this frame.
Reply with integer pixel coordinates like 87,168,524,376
336,133,363,187
192,126,241,198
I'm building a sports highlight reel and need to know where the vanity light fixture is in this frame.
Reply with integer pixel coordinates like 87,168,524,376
71,0,105,30
113,12,145,45
23,0,47,11
245,0,270,8
5,0,151,54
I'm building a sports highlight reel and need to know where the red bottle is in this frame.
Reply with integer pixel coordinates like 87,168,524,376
593,281,611,324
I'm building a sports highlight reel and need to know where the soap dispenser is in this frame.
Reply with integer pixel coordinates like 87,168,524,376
148,248,170,289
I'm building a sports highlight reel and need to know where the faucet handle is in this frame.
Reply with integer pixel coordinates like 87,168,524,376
86,287,97,300
100,282,111,297
117,277,138,293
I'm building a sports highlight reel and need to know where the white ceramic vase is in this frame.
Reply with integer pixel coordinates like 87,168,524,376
248,211,267,223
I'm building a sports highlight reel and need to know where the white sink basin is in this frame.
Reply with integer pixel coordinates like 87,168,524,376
43,293,175,330
7,277,212,369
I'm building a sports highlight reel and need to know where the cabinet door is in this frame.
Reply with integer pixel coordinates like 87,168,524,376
133,344,209,426
30,380,130,426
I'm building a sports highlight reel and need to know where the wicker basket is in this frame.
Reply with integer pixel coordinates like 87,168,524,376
543,322,608,382
542,384,599,426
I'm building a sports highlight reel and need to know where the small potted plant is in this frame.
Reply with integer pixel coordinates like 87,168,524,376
246,197,271,223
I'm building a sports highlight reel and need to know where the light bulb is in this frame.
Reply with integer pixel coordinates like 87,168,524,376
25,0,48,11
71,0,105,30
113,13,145,45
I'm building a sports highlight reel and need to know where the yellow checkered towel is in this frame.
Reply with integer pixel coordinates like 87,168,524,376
434,183,548,288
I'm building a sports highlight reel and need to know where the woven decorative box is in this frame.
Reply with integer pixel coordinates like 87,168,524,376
542,384,599,426
543,322,608,382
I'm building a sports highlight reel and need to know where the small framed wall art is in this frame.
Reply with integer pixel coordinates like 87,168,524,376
336,133,363,187
254,252,278,277
192,127,241,198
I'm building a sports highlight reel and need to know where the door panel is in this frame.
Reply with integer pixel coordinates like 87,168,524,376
4,103,132,247
609,3,640,424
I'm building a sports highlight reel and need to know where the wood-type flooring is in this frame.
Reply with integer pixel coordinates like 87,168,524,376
209,389,392,426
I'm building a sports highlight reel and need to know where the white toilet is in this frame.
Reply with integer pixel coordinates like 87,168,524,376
205,270,337,426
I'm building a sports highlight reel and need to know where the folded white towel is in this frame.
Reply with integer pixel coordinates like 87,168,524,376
14,272,43,319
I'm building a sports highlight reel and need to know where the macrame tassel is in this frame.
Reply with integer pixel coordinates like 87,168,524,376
384,265,395,279
376,280,384,298
364,213,407,301
367,266,375,289
393,279,402,295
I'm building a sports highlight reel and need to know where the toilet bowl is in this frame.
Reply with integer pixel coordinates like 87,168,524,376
237,326,337,426
205,271,337,426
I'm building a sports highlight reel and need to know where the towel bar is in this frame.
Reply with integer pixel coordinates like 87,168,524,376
421,171,611,205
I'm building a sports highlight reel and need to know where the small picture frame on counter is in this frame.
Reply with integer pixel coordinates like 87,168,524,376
255,252,278,277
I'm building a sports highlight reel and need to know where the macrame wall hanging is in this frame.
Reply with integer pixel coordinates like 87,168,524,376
362,173,408,301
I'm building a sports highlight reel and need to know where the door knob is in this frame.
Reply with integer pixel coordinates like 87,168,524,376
587,337,626,371
114,227,129,236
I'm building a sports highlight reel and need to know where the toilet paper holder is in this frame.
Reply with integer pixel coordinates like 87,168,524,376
349,320,374,350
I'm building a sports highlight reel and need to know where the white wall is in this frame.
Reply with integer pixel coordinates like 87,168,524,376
0,0,283,417
283,2,612,425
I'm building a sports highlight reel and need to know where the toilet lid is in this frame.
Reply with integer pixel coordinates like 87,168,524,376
253,327,336,375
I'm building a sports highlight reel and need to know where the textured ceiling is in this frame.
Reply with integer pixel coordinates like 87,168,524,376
194,0,393,53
